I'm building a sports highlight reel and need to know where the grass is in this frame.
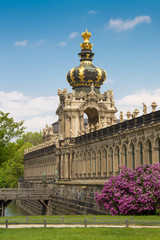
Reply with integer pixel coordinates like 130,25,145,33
0,215,160,220
0,215,160,226
0,228,160,240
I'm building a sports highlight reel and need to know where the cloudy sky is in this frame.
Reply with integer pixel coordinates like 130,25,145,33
0,0,160,132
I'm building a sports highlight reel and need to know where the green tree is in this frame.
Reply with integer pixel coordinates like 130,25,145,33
0,111,25,165
0,131,43,188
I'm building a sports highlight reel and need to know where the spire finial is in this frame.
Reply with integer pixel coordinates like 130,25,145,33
80,30,93,50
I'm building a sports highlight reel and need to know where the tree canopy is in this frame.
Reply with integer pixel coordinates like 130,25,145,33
0,111,25,147
0,110,43,187
95,164,160,215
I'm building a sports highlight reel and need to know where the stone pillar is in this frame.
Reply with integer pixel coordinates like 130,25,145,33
64,152,69,179
69,152,74,179
58,154,61,180
79,113,84,132
71,115,76,137
61,154,65,179
68,153,71,179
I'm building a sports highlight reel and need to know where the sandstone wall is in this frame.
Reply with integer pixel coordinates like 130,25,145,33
17,182,107,215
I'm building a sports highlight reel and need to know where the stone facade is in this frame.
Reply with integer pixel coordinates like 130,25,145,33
23,30,160,183
23,110,160,182
20,30,160,215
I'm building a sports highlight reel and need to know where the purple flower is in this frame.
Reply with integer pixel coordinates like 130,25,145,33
95,163,160,215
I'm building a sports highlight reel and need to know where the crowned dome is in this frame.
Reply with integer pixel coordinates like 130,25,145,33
67,30,107,94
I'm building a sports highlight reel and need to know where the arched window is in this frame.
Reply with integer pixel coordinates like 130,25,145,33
109,148,113,175
89,152,92,175
92,151,96,175
105,149,107,173
140,142,143,165
132,144,135,169
149,141,152,164
122,145,127,167
145,139,152,164
79,153,82,176
97,150,102,174
83,152,86,176
115,146,120,173
124,146,127,167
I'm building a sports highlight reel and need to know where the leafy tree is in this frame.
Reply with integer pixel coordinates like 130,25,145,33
16,131,43,146
0,111,25,146
0,131,43,188
0,111,25,165
95,164,160,215
0,141,32,188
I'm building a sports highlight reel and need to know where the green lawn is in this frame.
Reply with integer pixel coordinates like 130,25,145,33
0,228,160,240
0,215,160,225
1,214,160,220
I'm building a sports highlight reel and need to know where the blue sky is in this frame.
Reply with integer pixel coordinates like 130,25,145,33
0,0,160,131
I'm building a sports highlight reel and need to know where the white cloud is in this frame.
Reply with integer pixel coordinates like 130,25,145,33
35,39,46,45
69,32,79,39
107,15,151,31
115,89,160,118
88,10,98,14
24,116,57,133
1,88,159,132
14,40,28,46
57,41,67,47
0,91,59,132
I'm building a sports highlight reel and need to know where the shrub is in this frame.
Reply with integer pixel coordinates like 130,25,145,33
95,163,160,215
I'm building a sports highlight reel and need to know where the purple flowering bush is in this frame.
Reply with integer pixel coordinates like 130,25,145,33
95,163,160,215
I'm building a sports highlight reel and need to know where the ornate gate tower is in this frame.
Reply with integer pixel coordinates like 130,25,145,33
56,30,117,139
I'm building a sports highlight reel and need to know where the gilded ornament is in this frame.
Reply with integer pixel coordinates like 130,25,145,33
80,29,93,50
78,66,85,81
70,68,75,82
104,70,107,80
96,68,102,82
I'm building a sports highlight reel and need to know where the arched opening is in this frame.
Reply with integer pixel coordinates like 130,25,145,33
83,152,86,177
84,107,99,131
128,143,135,169
109,148,113,175
75,154,78,178
63,154,65,179
137,142,143,166
97,150,102,175
115,146,120,174
145,139,152,164
92,151,96,176
87,152,91,177
102,148,107,176
79,153,82,177
122,145,127,167
71,152,74,179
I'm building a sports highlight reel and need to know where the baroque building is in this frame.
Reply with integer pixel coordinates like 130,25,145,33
23,30,160,183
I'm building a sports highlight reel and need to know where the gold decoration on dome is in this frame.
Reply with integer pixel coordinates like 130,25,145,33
70,68,75,82
80,61,92,66
96,68,102,82
104,70,107,79
80,29,93,50
78,66,85,81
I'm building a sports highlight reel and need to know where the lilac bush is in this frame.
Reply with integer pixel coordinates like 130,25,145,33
95,163,160,215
